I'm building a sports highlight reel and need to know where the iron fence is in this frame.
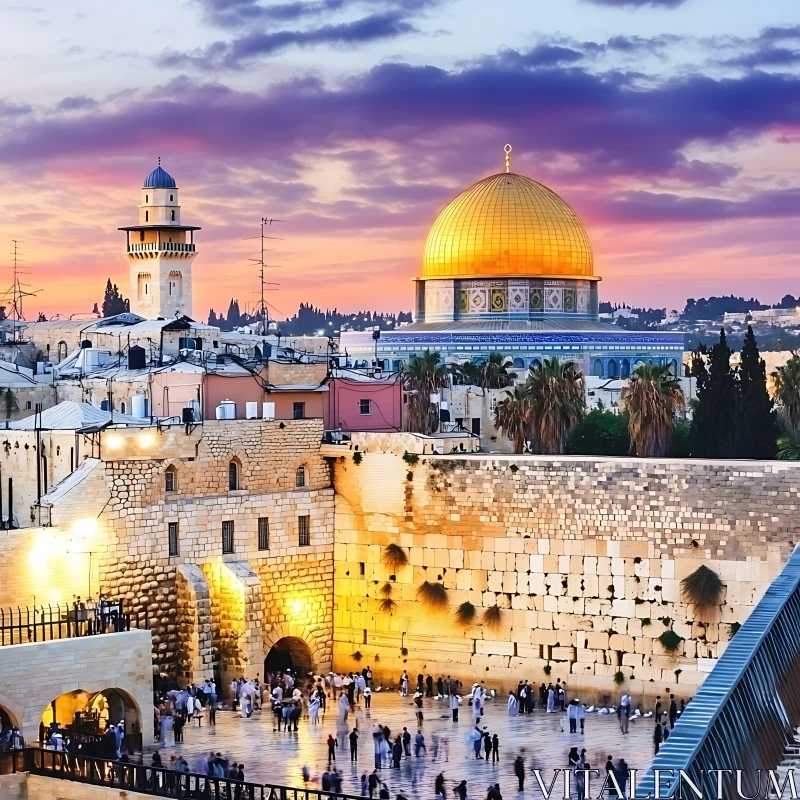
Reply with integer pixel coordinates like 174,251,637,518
637,544,800,799
0,749,363,800
0,600,148,647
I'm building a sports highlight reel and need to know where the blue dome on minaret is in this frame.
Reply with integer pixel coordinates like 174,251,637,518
143,159,177,189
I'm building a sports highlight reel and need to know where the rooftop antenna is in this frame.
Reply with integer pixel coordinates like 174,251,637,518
244,217,285,336
0,241,40,343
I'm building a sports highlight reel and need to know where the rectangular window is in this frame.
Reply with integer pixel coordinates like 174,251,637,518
168,522,179,557
258,517,269,551
292,402,305,420
360,399,371,415
25,401,32,410
298,515,310,547
222,520,235,554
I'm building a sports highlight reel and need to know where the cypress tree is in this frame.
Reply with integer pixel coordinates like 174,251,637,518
735,325,777,458
691,329,737,458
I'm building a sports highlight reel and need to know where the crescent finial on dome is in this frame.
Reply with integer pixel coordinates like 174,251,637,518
504,144,512,173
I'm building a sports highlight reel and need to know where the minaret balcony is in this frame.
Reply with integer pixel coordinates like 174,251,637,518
126,242,196,256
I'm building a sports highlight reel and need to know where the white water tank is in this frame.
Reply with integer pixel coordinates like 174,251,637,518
263,402,275,421
131,395,149,418
246,402,258,419
216,399,236,420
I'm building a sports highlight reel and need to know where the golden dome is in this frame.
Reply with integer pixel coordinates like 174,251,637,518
422,172,594,280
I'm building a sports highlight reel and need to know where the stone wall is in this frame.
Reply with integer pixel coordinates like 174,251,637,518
332,453,797,699
0,630,154,745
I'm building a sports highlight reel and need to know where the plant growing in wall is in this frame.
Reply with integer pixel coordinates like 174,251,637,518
352,650,363,661
455,601,477,626
406,471,414,482
658,630,683,654
641,618,651,626
353,451,363,465
382,543,408,574
400,647,408,656
416,581,449,611
482,604,503,630
729,621,741,637
378,582,396,614
402,453,419,466
374,653,380,662
681,565,724,610
613,671,625,686
543,664,552,676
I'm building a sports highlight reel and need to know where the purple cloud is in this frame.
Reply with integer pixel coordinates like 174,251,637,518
599,188,800,223
159,12,417,69
1,55,798,197
582,0,688,7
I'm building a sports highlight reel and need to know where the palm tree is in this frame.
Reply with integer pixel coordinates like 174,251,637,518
621,363,686,457
3,389,18,420
481,353,517,389
403,350,447,434
449,360,483,387
777,426,800,460
772,356,800,432
526,358,585,454
494,385,532,454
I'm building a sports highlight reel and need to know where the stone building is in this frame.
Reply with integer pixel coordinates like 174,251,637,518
0,416,335,697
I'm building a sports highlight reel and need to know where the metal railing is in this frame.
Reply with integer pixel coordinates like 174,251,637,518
127,242,196,253
0,601,148,647
638,544,800,799
0,749,363,800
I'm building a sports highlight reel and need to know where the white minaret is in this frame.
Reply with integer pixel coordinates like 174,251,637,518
119,160,200,319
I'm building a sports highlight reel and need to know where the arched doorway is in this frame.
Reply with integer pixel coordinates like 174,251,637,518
39,687,142,751
264,637,314,677
0,704,17,730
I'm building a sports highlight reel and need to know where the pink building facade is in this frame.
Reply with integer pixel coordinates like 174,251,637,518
324,377,402,433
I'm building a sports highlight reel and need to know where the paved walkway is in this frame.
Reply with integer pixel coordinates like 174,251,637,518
154,694,656,798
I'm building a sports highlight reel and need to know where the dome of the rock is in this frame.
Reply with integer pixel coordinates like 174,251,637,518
422,172,593,280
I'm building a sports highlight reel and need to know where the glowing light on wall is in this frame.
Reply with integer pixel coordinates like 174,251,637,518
138,431,157,450
292,599,304,614
105,433,124,451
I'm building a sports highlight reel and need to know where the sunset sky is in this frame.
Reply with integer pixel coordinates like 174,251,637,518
1,0,799,321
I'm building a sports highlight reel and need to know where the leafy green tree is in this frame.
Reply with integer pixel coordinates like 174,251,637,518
449,360,483,386
691,330,737,458
734,326,777,459
621,363,686,457
526,357,585,455
566,409,630,456
402,350,447,435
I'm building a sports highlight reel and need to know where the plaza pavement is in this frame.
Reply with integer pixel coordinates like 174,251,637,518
153,693,657,798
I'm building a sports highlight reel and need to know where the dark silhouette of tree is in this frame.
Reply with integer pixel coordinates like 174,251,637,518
735,326,777,459
691,330,737,458
208,309,218,327
101,279,130,317
37,312,47,322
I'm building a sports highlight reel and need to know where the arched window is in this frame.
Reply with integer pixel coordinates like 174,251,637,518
171,210,175,221
165,466,177,492
670,359,678,376
228,459,240,491
139,231,145,242
57,341,67,362
620,359,631,379
145,210,149,222
531,358,542,371
608,359,618,379
295,465,307,488
120,402,126,414
512,357,525,369
593,359,604,378
137,273,151,302
145,194,149,203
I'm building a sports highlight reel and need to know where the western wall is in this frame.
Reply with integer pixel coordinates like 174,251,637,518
331,443,799,700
